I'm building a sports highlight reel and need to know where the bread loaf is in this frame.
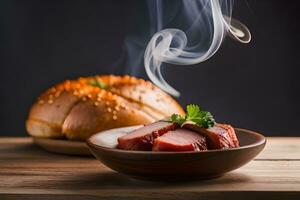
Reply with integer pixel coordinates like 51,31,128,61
26,75,184,141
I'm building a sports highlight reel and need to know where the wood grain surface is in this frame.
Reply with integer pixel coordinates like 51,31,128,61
0,137,299,200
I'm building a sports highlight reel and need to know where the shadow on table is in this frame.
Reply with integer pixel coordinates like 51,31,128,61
65,170,252,189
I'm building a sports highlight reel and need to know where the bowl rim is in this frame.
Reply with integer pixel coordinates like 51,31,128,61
86,127,266,155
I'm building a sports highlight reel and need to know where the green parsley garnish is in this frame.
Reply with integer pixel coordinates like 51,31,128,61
171,104,215,128
88,78,108,90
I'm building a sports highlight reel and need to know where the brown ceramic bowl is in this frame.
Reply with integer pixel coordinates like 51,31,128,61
87,126,266,181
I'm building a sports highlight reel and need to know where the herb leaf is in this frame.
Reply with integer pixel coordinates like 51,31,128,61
186,104,200,119
170,104,215,128
171,114,186,125
88,78,108,90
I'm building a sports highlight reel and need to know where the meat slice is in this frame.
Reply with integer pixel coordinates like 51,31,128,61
117,121,177,150
183,123,239,149
152,128,207,152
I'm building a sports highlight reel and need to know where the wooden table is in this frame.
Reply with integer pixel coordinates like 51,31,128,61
0,137,299,200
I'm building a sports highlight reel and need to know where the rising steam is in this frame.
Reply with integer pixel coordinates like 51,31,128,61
144,0,251,97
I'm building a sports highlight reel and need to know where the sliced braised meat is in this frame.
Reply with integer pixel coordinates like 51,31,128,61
117,121,177,150
183,123,239,149
152,128,207,152
219,124,239,147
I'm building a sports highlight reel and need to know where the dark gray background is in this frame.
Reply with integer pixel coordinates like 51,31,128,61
1,0,299,136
